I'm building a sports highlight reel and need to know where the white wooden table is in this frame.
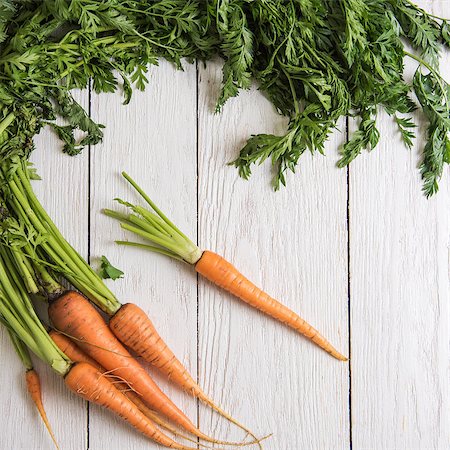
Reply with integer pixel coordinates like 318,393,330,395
1,2,449,448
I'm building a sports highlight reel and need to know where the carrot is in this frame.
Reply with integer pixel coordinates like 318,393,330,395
6,329,60,449
106,171,347,361
49,291,245,445
26,369,60,450
195,251,347,361
50,330,212,448
49,330,103,372
110,302,263,447
65,362,198,450
49,292,200,435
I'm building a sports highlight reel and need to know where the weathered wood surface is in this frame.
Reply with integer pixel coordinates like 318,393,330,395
1,1,449,447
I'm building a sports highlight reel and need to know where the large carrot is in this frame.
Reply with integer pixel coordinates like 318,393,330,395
65,362,199,450
105,171,347,361
49,290,245,446
49,330,212,448
110,302,263,447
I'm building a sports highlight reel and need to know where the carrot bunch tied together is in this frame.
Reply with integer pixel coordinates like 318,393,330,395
104,172,348,361
0,157,264,448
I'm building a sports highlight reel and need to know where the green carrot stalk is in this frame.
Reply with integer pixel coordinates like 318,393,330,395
0,159,121,314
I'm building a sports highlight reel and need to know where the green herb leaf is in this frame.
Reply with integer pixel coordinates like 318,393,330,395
99,256,124,281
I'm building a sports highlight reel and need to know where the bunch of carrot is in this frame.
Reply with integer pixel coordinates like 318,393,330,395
0,159,347,448
0,158,264,448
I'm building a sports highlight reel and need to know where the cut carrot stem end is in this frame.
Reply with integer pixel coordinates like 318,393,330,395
26,369,60,450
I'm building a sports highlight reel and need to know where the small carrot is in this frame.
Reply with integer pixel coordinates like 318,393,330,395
105,171,347,361
65,362,199,450
26,369,60,450
49,290,247,446
6,330,59,449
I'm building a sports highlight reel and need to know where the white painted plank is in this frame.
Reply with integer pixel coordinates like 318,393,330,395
0,90,89,449
89,60,198,450
350,1,450,448
197,59,350,449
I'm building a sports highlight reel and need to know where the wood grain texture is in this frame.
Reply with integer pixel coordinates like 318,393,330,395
350,2,450,449
89,60,198,450
197,59,350,449
0,90,89,450
2,1,450,447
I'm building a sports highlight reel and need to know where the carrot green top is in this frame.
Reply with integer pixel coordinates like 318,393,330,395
104,172,202,265
0,158,122,315
0,245,71,376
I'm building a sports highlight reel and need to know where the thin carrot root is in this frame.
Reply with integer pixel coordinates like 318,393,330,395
123,392,214,449
25,369,60,450
110,303,266,448
49,291,245,446
195,251,348,361
65,362,198,449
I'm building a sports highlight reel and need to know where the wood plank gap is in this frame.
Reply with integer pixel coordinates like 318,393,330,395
86,76,92,450
345,115,353,450
195,59,200,448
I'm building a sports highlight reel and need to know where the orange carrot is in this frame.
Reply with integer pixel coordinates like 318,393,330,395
110,302,262,447
196,251,346,360
50,331,211,448
48,291,240,445
49,330,102,371
65,362,198,450
49,292,200,435
26,369,59,450
106,171,347,361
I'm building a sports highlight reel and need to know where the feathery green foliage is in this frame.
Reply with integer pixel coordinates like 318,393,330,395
0,0,448,195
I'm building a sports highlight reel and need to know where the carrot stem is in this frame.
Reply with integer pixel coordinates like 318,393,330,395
115,240,185,262
0,162,121,314
0,245,71,375
8,329,33,370
103,174,202,264
121,171,191,242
